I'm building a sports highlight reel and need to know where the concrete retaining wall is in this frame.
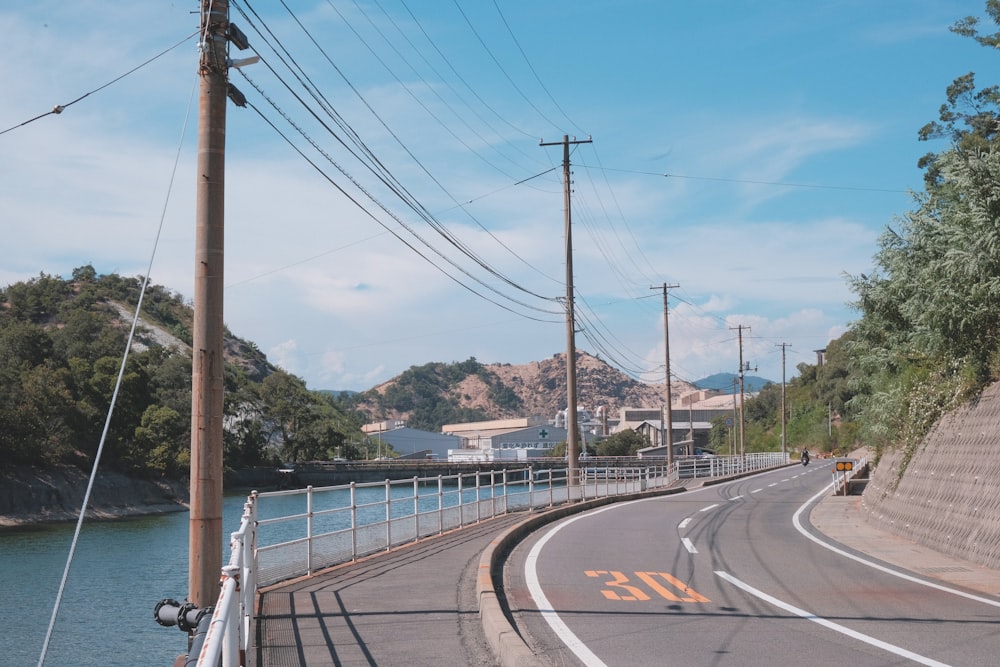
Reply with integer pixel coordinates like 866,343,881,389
861,381,1000,569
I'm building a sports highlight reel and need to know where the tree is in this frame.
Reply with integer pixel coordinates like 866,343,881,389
918,2,1000,185
595,429,648,457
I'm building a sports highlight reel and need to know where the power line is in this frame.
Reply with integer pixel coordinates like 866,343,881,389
0,31,197,136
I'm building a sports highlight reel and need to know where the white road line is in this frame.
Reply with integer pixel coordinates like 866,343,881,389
526,513,609,666
715,571,951,667
699,503,719,512
521,467,799,666
682,537,698,554
793,485,1000,608
767,482,778,487
729,495,743,501
751,488,762,493
678,518,692,529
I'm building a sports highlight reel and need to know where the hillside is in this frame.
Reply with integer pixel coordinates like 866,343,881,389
0,268,358,475
351,352,696,430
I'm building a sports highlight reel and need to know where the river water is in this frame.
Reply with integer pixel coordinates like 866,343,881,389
1,481,514,666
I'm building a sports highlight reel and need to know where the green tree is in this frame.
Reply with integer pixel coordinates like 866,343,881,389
595,429,648,457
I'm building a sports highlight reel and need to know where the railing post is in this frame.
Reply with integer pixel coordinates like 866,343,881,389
350,482,358,561
437,475,444,535
528,466,535,512
476,472,482,523
457,473,464,526
243,494,257,662
384,479,392,552
306,486,314,576
222,564,240,667
413,476,420,538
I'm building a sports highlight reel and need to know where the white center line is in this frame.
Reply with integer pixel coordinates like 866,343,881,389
682,537,698,554
678,518,692,529
699,503,719,512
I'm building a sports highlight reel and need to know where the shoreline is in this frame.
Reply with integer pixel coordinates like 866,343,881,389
0,501,190,530
0,464,189,529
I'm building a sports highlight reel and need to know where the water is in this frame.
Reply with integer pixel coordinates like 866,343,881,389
0,480,525,667
0,496,244,667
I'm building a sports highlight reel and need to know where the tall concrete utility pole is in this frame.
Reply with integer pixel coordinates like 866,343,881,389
777,342,791,456
651,283,679,467
540,135,591,487
730,324,750,458
190,0,229,610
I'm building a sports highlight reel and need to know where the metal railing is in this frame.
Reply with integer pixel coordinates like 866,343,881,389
187,452,788,666
831,457,868,495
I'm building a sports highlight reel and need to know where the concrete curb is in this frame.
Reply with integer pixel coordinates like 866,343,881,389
476,486,689,667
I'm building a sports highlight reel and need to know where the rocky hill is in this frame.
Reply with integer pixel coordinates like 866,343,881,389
353,351,696,429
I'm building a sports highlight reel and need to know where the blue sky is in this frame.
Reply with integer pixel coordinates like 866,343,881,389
2,1,996,393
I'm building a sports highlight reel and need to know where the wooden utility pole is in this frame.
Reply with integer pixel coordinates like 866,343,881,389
540,135,591,488
730,324,750,458
777,342,791,456
190,0,229,610
651,283,679,467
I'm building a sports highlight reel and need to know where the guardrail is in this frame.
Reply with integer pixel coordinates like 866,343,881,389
184,452,788,666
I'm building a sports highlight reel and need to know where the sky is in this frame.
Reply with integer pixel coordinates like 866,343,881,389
2,1,997,394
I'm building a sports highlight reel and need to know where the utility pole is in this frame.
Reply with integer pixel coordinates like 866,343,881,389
730,324,751,458
190,0,229,610
777,342,791,457
651,283,679,468
540,135,591,489
731,377,738,455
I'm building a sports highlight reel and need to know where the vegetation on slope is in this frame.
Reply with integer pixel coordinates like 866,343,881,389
0,266,364,476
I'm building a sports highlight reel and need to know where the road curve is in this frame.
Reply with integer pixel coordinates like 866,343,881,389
498,466,1000,666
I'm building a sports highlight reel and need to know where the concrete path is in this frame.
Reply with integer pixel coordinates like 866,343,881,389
255,512,526,666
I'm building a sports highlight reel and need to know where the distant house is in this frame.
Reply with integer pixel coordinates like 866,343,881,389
627,419,713,455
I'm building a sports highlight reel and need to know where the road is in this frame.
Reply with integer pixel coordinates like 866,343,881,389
503,465,1000,666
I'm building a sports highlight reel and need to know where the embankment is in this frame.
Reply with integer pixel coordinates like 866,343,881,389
861,381,1000,569
0,465,188,527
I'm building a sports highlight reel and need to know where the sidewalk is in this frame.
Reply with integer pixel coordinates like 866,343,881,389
255,512,526,666
809,491,1000,597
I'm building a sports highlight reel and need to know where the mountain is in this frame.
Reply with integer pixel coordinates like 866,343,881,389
348,352,697,431
694,372,774,393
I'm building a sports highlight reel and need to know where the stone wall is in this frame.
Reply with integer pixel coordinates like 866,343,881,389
0,465,187,527
861,382,1000,569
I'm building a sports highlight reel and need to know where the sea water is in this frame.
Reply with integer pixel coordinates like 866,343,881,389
0,482,510,666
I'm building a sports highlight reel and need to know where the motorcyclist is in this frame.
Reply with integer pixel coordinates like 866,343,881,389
801,448,810,465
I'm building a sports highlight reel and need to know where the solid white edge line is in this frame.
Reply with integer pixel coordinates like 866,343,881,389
793,484,1000,608
714,571,951,667
525,510,611,667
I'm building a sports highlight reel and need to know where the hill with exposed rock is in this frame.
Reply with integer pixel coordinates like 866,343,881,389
349,352,696,431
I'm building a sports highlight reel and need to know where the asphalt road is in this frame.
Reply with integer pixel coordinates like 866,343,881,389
503,465,1000,666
